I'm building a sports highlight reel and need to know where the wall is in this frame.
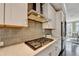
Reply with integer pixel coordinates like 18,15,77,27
0,20,43,46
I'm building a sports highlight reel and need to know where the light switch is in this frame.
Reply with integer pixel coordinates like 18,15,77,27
0,42,4,47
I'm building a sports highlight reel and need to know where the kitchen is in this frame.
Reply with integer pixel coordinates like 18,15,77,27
0,3,66,56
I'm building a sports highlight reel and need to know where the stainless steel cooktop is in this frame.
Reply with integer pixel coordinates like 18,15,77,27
25,37,53,50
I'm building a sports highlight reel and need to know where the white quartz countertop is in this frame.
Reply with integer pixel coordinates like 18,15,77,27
0,38,56,56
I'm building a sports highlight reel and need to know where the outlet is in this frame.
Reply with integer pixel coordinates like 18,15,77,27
0,42,4,47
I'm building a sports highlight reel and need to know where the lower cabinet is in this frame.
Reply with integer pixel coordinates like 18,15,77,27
35,39,61,56
35,44,55,56
54,39,61,56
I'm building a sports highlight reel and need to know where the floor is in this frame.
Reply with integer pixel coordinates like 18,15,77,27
62,38,79,56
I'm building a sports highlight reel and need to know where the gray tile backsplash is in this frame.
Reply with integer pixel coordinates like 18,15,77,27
0,20,43,46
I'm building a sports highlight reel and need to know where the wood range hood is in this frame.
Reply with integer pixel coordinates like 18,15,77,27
28,9,47,23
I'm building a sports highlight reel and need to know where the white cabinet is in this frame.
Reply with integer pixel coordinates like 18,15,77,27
36,3,40,13
54,39,61,56
35,44,55,56
35,40,60,56
42,4,56,29
5,3,28,27
55,11,63,38
57,39,61,53
55,11,64,38
0,4,4,26
51,39,61,56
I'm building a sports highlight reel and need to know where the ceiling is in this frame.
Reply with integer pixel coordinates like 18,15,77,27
65,3,79,21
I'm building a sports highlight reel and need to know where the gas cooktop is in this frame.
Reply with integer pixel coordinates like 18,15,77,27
25,37,53,50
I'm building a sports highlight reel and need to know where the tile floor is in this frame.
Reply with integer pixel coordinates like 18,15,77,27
62,38,79,56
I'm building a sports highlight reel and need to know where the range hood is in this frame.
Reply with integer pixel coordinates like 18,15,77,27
28,10,47,22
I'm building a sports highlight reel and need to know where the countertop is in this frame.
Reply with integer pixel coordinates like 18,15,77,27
0,38,57,56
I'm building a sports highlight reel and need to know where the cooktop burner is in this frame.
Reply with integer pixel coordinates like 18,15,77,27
25,37,53,50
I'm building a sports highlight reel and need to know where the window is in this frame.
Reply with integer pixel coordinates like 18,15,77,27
67,23,72,33
76,22,79,32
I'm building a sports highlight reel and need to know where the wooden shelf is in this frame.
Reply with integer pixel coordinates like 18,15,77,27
0,24,28,28
28,10,47,22
3,24,28,28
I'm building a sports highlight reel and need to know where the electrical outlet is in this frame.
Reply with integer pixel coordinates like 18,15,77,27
0,42,4,47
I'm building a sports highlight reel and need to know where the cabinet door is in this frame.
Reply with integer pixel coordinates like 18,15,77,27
42,4,48,20
57,39,61,53
36,3,40,13
54,39,61,56
0,4,4,25
5,3,28,27
43,4,56,29
48,4,56,29
56,11,62,38
43,4,56,20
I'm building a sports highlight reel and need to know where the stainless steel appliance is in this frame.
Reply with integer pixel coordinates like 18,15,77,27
25,37,53,50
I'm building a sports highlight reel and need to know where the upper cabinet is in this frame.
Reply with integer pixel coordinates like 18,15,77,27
0,4,4,26
55,11,62,38
36,3,41,13
42,4,56,29
51,3,63,11
0,3,28,27
28,3,46,23
28,3,43,14
55,10,65,38
5,3,28,27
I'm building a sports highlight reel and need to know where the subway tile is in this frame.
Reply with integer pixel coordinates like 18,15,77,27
0,20,43,46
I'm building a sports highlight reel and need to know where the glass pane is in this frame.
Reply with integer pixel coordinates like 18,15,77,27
76,22,79,32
